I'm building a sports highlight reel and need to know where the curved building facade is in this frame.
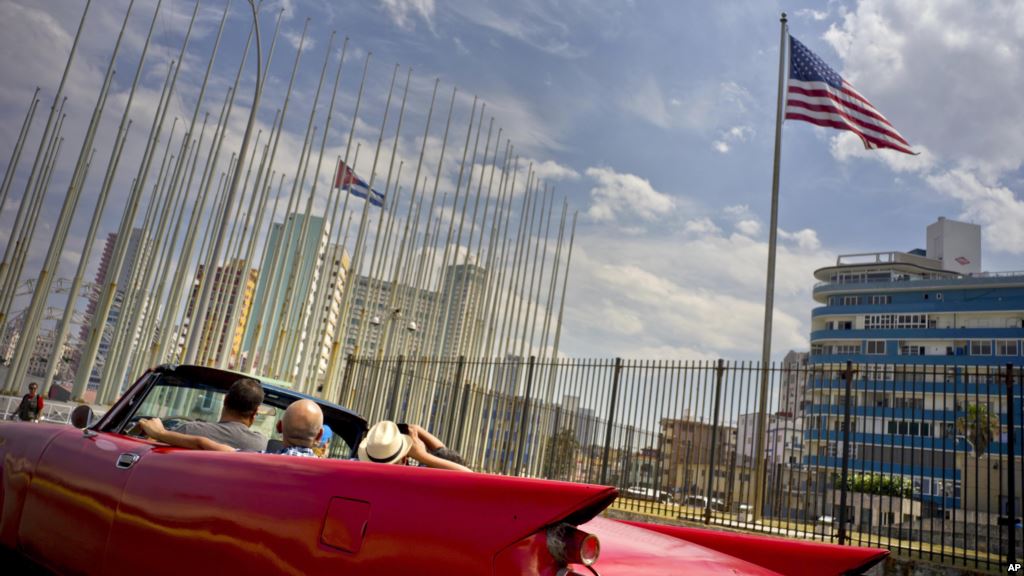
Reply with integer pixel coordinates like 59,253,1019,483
805,218,1023,525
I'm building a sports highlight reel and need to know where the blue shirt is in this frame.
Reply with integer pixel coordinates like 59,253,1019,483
265,445,318,458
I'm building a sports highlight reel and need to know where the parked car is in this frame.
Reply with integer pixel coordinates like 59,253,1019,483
683,494,727,511
623,486,674,503
0,364,888,575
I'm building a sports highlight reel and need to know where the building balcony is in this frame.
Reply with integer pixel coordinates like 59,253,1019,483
813,271,1024,298
810,327,1024,341
807,378,1016,396
802,455,961,480
804,404,1023,427
802,430,971,451
809,353,1022,366
812,299,1024,315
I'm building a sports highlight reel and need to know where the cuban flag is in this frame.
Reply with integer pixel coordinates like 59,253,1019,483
335,160,385,207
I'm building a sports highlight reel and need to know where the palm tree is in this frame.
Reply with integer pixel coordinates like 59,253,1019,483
956,403,999,457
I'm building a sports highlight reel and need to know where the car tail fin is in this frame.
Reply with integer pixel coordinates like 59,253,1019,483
620,521,888,576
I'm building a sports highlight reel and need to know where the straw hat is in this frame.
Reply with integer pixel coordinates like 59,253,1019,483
358,420,412,464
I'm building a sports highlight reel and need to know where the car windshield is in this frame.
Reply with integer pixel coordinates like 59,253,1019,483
125,375,354,458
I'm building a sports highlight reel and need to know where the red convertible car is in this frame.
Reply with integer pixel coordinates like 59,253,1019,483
0,364,887,575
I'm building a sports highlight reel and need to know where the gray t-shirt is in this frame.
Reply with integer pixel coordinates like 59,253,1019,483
174,420,268,452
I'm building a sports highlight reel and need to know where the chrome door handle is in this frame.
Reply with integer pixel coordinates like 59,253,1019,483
116,452,140,470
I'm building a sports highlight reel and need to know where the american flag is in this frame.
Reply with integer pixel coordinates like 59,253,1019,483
785,35,914,155
335,160,385,207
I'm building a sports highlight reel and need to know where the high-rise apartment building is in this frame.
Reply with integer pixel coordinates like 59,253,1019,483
342,274,436,358
82,229,146,391
806,217,1023,525
241,214,347,389
182,259,259,367
342,262,490,359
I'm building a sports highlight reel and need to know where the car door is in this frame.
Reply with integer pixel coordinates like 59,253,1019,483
17,426,155,575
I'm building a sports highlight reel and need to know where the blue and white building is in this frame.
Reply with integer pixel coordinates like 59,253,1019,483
806,217,1023,527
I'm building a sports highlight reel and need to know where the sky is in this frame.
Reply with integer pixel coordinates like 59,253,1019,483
0,0,1022,362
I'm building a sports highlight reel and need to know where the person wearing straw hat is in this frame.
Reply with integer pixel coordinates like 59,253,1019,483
358,420,471,472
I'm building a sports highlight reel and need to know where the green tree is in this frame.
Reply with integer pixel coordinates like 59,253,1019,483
957,403,999,457
543,427,580,480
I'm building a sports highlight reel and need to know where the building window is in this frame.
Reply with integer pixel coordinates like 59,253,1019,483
865,340,885,355
887,421,931,437
969,340,993,356
995,340,1019,356
864,314,928,330
832,344,862,355
899,344,926,356
869,295,892,305
841,296,861,306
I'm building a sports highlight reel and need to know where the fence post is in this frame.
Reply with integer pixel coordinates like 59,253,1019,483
513,355,536,476
1007,363,1017,568
837,360,854,546
451,356,469,451
338,353,356,407
387,355,405,420
600,357,623,486
704,359,725,524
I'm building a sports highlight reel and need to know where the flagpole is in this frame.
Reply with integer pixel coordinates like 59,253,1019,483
753,11,788,524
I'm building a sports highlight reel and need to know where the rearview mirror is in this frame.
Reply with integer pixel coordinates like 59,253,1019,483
70,405,95,430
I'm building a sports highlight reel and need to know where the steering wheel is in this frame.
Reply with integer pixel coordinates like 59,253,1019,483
125,415,195,438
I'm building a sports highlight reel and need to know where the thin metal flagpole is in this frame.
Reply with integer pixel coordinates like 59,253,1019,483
753,12,789,523
0,0,91,299
10,6,127,393
84,0,197,402
0,102,66,344
0,88,40,224
242,20,312,370
459,130,504,360
390,86,456,364
183,0,265,364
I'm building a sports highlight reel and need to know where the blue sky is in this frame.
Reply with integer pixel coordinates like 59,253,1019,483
1,0,1022,361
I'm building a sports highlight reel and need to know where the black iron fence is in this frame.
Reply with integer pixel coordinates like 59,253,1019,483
340,355,1022,572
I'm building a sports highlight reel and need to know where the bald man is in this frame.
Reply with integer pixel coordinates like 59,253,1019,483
139,399,324,458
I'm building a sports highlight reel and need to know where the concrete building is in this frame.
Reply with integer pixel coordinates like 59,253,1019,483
82,229,146,391
342,274,436,358
182,259,258,367
659,416,739,500
304,243,350,384
439,263,487,358
806,217,1023,525
779,350,810,417
342,262,488,359
240,213,339,383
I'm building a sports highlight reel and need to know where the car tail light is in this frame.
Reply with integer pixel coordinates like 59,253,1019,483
547,523,601,567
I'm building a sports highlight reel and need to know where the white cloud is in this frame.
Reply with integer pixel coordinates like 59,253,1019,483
623,76,672,129
823,0,1024,177
829,131,935,173
529,159,580,182
283,30,314,52
926,170,1024,255
735,219,761,237
712,124,754,154
683,217,721,236
564,223,834,359
583,166,675,222
779,228,822,251
796,8,829,21
379,0,436,31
